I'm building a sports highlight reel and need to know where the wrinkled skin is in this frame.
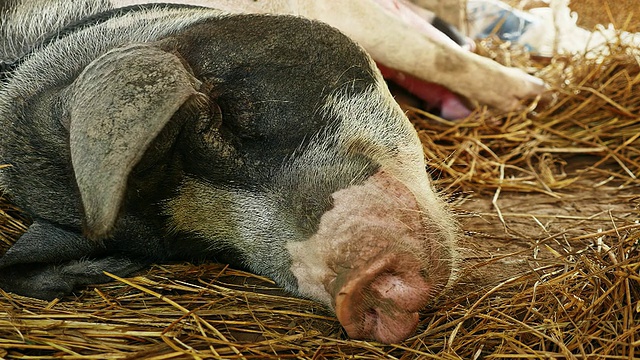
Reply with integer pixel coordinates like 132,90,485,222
0,1,458,343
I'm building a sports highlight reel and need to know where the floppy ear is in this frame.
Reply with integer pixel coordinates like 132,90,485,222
68,44,202,239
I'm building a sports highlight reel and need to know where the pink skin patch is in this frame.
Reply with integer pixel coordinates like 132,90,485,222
287,171,452,343
378,64,472,120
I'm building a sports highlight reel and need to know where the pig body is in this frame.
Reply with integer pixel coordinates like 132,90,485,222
109,0,546,119
0,0,458,343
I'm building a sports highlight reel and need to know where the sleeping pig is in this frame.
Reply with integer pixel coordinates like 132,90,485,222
0,0,459,343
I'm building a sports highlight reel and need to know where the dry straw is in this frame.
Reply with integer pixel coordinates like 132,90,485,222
1,5,640,360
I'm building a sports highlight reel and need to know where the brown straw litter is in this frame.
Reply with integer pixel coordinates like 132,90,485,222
1,1,640,358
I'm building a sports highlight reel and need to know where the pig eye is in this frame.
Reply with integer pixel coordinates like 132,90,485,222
196,99,222,133
213,100,261,140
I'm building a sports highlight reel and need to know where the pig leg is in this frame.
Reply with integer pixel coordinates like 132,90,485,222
0,219,147,299
307,0,546,114
373,0,475,119
0,219,100,268
0,257,144,300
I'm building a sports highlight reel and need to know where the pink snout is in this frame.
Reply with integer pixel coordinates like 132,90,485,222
289,171,457,343
330,251,436,344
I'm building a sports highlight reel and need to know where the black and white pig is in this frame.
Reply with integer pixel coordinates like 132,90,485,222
0,0,459,343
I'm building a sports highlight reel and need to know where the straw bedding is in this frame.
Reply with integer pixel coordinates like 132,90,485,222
1,2,639,359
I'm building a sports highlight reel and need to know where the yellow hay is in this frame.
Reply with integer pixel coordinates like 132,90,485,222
1,2,640,358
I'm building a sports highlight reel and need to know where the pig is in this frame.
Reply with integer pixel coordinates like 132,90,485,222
0,0,459,343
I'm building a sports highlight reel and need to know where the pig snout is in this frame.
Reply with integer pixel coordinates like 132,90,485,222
287,171,454,343
331,248,440,343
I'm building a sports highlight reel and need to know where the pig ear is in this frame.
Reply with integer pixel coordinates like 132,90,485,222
68,44,201,239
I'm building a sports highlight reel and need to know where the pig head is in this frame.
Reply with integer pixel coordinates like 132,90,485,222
0,9,458,343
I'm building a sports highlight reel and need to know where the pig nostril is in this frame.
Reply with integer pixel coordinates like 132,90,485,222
419,267,428,278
